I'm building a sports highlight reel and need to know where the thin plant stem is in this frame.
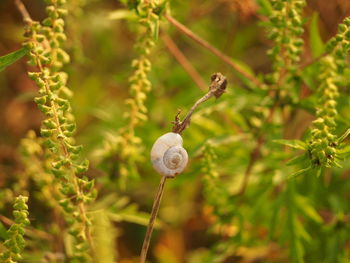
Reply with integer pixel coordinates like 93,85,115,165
173,90,217,133
338,128,350,143
14,0,32,22
141,73,227,262
173,73,227,134
164,13,263,88
140,176,168,263
0,214,53,241
161,32,207,91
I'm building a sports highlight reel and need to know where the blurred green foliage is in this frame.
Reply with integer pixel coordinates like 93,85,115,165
0,0,350,262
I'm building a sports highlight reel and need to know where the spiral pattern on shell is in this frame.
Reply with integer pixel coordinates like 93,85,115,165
151,132,188,177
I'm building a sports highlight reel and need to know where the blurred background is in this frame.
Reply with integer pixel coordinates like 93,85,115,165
1,0,350,262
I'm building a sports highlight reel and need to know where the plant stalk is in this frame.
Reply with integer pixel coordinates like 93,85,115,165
140,176,168,263
165,13,263,88
172,72,227,134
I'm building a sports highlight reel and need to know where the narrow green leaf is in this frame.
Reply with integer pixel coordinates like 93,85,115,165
310,13,325,58
288,166,312,179
231,58,254,76
229,58,261,88
0,47,28,72
151,18,159,41
274,139,307,150
316,167,324,177
294,217,311,243
257,0,272,16
268,195,284,239
295,195,323,223
338,128,350,143
338,145,350,159
108,9,136,20
286,153,308,166
0,221,8,239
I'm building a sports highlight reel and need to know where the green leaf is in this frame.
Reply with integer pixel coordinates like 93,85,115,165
268,195,284,239
338,128,350,143
0,221,8,239
274,139,307,150
310,13,325,58
288,166,312,179
108,9,136,20
109,204,162,228
316,167,324,177
152,19,159,41
257,0,272,16
286,154,308,166
295,195,323,223
231,58,254,76
231,58,259,88
338,144,350,159
294,217,311,243
0,47,28,72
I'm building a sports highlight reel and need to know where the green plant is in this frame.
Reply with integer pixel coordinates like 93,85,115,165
1,0,350,262
0,196,30,263
18,0,96,260
308,18,350,169
98,0,162,189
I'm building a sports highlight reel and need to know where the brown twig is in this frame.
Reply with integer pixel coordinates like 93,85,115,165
14,0,32,23
0,214,53,241
165,13,263,88
140,176,168,263
161,33,207,91
172,72,227,134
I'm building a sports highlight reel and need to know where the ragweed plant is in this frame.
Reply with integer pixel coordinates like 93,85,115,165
65,0,86,62
308,18,350,169
201,142,233,225
266,2,350,175
18,0,96,261
0,195,30,263
101,0,162,188
19,130,67,258
308,56,339,168
266,0,305,89
280,17,350,176
20,130,59,208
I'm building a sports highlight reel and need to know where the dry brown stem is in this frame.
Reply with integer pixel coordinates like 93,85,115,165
0,214,53,241
14,0,32,23
172,72,227,134
165,13,263,88
140,176,167,263
161,33,207,91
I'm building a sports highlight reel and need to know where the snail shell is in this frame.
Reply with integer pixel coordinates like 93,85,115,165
151,132,188,177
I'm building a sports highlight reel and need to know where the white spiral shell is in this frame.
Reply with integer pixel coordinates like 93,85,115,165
150,132,188,177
